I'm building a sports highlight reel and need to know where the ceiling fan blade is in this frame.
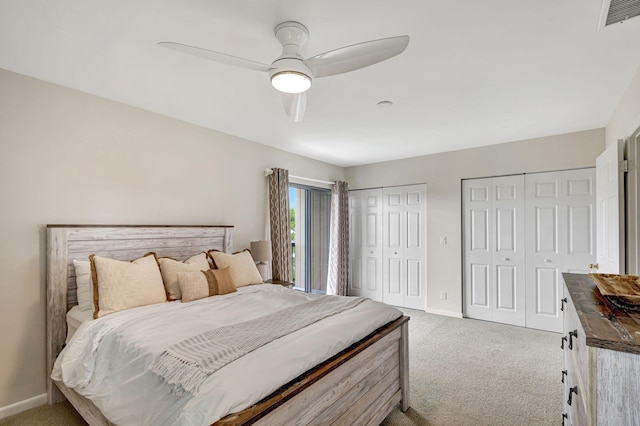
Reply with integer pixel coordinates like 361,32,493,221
304,35,409,78
158,42,271,73
282,92,306,122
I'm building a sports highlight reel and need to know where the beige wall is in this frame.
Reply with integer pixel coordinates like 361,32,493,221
0,68,344,409
4,57,638,411
345,129,605,316
606,64,640,147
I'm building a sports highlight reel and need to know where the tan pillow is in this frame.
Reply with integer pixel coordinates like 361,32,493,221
208,250,263,287
158,253,210,300
90,252,166,319
211,267,237,295
178,268,236,303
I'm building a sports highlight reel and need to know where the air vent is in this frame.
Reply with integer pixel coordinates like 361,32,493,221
600,0,640,27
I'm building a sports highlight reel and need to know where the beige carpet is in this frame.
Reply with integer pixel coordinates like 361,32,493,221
382,308,561,425
0,309,561,426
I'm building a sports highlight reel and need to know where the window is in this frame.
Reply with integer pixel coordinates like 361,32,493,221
289,184,331,293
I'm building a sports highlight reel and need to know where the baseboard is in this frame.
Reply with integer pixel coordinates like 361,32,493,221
424,308,464,318
0,393,47,420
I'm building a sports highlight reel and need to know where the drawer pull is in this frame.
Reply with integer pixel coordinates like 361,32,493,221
561,297,567,311
561,336,567,349
561,370,567,383
562,413,568,425
568,386,578,406
568,330,578,350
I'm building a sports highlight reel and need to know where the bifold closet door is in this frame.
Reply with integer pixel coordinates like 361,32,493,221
525,172,563,332
348,189,383,301
463,175,526,327
525,169,595,332
464,169,595,332
382,185,427,310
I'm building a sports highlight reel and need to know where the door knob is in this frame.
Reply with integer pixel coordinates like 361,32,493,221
589,263,599,270
544,259,552,263
503,257,510,261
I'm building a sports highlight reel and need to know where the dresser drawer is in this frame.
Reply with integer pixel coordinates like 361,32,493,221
563,289,591,403
566,363,590,426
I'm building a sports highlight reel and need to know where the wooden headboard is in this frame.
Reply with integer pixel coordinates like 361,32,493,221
46,224,233,404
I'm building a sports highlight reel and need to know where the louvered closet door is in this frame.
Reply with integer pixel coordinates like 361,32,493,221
348,189,383,301
382,184,427,309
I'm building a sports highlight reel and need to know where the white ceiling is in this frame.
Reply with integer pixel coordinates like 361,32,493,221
1,0,640,167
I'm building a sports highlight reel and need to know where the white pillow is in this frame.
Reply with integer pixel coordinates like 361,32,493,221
208,250,263,288
158,253,210,300
90,253,166,318
73,259,93,311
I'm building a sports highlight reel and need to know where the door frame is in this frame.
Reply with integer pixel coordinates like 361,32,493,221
626,130,640,275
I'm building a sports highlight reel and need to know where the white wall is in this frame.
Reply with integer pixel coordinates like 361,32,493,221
345,129,604,316
606,64,640,147
0,68,344,410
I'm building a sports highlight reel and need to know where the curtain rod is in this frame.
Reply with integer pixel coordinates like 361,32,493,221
264,168,335,186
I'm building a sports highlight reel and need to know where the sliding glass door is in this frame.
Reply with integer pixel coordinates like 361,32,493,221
289,185,330,293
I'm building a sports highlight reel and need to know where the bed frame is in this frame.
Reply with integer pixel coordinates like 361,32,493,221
46,225,410,425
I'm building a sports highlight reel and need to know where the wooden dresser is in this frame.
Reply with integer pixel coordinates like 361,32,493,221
561,273,640,425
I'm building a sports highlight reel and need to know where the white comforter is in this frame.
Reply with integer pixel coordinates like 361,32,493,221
52,284,402,425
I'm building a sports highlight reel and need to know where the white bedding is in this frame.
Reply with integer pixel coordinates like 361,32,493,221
52,284,402,426
65,305,94,344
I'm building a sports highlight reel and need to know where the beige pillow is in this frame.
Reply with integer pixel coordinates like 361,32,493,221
208,250,263,287
177,271,211,303
178,268,236,303
90,252,166,319
211,267,237,295
158,253,210,300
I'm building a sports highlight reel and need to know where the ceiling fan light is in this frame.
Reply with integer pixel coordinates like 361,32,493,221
271,71,311,94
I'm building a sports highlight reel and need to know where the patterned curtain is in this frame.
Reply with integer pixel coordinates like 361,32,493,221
268,168,292,282
327,181,349,295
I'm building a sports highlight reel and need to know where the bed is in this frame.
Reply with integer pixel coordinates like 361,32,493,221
46,225,410,425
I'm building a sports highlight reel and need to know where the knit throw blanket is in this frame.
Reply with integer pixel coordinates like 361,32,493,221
150,295,365,396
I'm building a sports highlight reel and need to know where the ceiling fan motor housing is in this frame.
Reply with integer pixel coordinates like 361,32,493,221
270,21,313,92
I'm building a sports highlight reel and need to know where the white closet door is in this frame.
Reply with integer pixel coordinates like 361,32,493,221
596,140,625,273
525,169,595,332
382,184,426,309
563,168,596,275
348,189,383,300
491,175,526,326
464,176,525,325
463,178,494,321
465,170,595,331
525,171,564,332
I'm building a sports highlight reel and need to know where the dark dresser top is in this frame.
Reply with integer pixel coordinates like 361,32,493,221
563,273,640,355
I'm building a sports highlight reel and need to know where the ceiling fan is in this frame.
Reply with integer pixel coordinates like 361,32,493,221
159,22,409,122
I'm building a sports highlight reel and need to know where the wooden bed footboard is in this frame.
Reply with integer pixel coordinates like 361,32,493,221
216,315,410,425
46,225,410,426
